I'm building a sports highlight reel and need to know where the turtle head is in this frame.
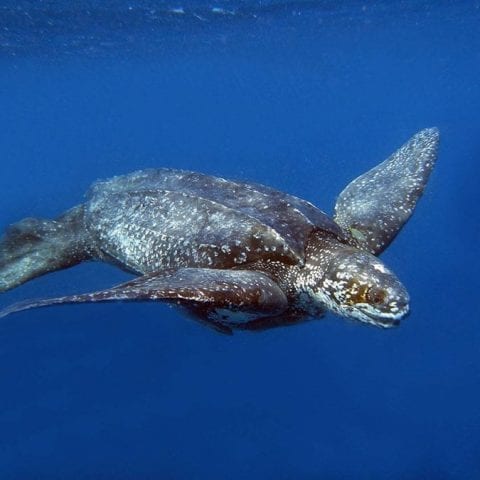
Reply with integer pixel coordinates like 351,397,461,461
303,239,409,327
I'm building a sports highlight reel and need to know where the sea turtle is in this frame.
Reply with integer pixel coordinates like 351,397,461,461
0,128,439,333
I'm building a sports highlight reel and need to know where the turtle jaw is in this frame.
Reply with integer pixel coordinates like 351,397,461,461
354,303,410,328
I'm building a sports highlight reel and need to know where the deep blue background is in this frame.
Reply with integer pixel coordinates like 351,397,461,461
0,1,479,479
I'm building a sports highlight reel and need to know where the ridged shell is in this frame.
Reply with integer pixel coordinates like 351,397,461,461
85,169,343,274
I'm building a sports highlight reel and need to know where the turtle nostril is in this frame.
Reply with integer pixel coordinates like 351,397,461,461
387,284,409,311
391,296,409,314
383,288,409,314
398,292,410,310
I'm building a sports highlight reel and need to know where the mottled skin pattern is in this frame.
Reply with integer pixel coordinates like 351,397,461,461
0,128,439,333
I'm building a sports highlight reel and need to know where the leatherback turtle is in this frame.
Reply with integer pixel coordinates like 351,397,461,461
0,128,439,333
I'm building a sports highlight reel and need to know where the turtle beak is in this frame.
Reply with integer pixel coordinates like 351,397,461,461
356,299,409,328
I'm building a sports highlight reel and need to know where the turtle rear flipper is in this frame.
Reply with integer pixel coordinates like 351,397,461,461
0,205,91,292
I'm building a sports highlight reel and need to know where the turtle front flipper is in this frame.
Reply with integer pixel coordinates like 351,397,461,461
0,268,289,326
334,128,439,255
0,205,92,292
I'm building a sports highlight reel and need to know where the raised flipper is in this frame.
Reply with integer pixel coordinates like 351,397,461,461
0,206,91,293
0,268,289,327
334,128,439,254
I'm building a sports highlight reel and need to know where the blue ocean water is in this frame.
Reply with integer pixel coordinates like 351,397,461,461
0,1,479,478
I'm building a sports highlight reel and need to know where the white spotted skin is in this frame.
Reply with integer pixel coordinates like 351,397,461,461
0,129,438,328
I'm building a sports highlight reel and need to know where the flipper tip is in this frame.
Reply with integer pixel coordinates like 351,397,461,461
415,127,440,149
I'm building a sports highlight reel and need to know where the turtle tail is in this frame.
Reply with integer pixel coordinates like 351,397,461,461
0,205,92,293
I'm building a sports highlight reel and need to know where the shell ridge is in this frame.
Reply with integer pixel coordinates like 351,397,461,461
87,168,341,258
86,188,303,271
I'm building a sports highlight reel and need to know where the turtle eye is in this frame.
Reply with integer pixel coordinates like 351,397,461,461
367,286,386,306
